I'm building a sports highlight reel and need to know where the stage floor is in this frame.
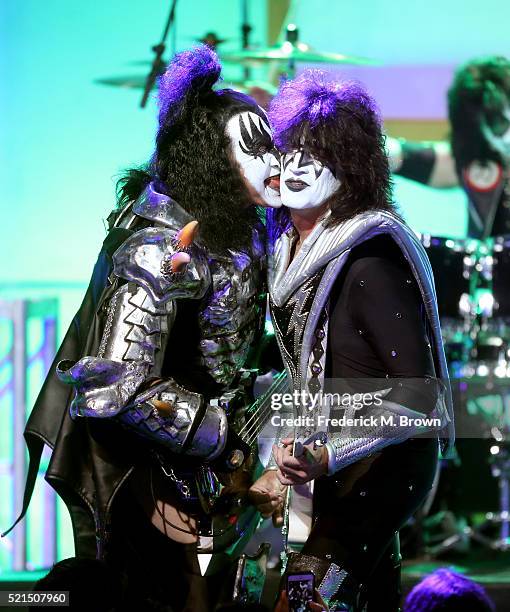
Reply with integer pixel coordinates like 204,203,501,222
1,554,509,611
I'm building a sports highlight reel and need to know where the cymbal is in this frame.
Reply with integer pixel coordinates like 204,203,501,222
197,31,227,47
94,75,277,95
221,42,379,66
95,75,149,89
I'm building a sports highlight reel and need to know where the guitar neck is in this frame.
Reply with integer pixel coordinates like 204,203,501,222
239,371,289,444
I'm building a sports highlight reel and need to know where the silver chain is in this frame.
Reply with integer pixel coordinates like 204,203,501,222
97,292,118,358
155,453,191,499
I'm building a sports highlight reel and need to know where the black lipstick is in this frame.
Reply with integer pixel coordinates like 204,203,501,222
285,179,308,192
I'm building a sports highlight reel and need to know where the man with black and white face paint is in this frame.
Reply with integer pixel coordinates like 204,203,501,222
280,149,340,209
11,45,284,612
249,71,453,611
226,110,282,208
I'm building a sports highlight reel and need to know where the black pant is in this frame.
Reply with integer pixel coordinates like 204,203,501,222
106,490,237,612
302,437,438,611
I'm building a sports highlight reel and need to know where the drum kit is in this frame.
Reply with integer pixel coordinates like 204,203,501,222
419,232,510,553
420,232,510,383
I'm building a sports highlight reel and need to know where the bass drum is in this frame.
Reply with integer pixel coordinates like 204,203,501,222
419,234,476,318
419,235,476,377
464,235,510,377
488,235,510,362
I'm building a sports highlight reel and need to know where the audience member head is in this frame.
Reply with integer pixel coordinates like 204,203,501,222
404,568,495,612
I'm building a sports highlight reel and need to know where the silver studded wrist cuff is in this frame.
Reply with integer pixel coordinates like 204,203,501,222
325,441,337,476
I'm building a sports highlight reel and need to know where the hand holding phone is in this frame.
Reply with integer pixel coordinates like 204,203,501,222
287,572,315,612
275,586,329,612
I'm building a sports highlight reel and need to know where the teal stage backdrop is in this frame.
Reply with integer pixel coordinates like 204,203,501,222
0,0,508,571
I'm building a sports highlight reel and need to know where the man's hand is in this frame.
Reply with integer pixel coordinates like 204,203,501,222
248,469,287,526
273,437,328,486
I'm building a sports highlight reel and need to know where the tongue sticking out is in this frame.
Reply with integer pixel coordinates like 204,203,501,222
266,175,281,192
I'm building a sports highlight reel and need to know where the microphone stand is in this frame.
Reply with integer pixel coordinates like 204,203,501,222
140,0,179,108
241,0,252,81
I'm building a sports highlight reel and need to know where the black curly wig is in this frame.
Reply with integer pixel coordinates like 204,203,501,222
268,70,395,226
448,55,510,173
117,45,268,254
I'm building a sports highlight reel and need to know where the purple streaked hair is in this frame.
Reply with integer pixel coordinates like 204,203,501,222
269,70,395,227
269,70,381,150
158,44,221,127
404,569,495,612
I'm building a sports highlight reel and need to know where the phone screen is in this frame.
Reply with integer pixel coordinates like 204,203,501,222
287,572,315,612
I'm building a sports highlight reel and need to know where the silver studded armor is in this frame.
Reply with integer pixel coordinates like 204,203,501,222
57,183,265,460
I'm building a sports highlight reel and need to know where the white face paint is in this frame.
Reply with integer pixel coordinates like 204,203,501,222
265,151,282,208
280,150,340,210
482,106,510,162
226,111,281,208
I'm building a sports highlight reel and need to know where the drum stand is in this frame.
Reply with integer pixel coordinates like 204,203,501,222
427,442,510,555
481,443,510,551
420,233,510,556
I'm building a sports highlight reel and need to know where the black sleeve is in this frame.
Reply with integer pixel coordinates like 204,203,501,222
345,253,438,413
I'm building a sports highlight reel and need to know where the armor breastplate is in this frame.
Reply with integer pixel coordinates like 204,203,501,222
198,229,266,386
109,184,267,389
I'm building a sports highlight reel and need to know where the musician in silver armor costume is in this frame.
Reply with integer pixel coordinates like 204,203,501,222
249,73,454,611
5,45,281,611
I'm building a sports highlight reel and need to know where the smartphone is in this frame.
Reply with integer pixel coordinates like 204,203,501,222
287,571,315,612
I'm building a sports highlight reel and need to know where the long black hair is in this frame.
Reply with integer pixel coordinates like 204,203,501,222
117,45,267,253
269,70,396,227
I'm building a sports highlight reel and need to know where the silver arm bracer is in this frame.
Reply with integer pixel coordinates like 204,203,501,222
325,391,450,475
56,282,173,418
120,378,228,461
57,226,228,459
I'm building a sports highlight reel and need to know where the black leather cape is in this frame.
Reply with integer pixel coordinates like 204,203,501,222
3,224,142,558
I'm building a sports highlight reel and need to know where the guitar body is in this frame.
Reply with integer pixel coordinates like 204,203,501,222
197,451,265,555
132,371,288,560
286,482,315,550
131,437,264,557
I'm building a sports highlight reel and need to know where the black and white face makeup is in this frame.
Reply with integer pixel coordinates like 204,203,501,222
226,111,281,207
481,105,510,162
280,149,341,210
